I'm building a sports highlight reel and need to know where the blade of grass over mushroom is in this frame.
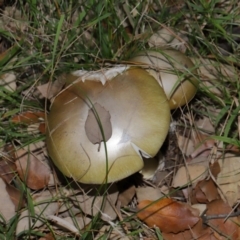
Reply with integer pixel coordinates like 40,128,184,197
86,99,110,184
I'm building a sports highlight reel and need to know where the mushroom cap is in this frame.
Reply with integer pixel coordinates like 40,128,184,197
129,49,198,109
46,67,170,184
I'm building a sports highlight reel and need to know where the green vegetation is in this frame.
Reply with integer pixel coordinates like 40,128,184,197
0,0,240,239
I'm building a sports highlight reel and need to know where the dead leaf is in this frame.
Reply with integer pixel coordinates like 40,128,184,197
206,199,240,239
198,179,220,202
217,153,240,206
162,218,218,240
177,134,195,156
192,203,207,216
72,184,118,222
195,116,215,133
16,190,60,235
0,157,16,183
118,184,136,207
11,111,45,124
0,177,16,222
0,73,16,92
217,154,240,185
177,128,223,160
85,103,112,144
136,186,163,202
137,198,200,233
15,148,50,190
63,216,91,231
190,57,238,82
190,134,215,159
193,179,220,203
210,161,221,178
172,164,208,188
152,170,169,185
95,225,128,239
37,76,65,100
38,122,46,134
5,183,25,210
39,233,55,240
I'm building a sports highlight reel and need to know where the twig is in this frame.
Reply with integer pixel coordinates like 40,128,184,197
203,210,240,222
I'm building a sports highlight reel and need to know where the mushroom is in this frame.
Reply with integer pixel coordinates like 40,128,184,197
129,49,198,109
46,66,170,184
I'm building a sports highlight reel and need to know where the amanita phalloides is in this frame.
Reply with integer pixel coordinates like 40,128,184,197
46,66,171,184
129,49,199,109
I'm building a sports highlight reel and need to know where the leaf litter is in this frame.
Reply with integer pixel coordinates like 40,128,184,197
3,63,240,239
1,2,240,239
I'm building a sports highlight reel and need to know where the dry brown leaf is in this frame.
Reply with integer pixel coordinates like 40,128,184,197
11,111,45,124
193,179,220,203
63,216,91,231
162,218,218,240
118,184,136,207
32,190,59,216
136,186,163,202
16,209,44,234
195,116,215,133
177,128,222,160
0,177,16,222
39,233,55,240
95,225,128,240
37,76,65,100
217,154,240,184
47,215,80,234
190,57,238,81
210,161,221,178
15,148,50,190
199,179,220,202
137,198,200,233
0,73,16,92
0,157,16,183
85,102,112,144
16,190,60,234
192,183,208,204
72,184,118,222
152,170,169,185
218,185,239,207
217,153,240,206
187,130,218,159
177,134,195,156
38,122,46,134
192,203,207,216
172,164,208,188
5,183,25,210
206,199,240,239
